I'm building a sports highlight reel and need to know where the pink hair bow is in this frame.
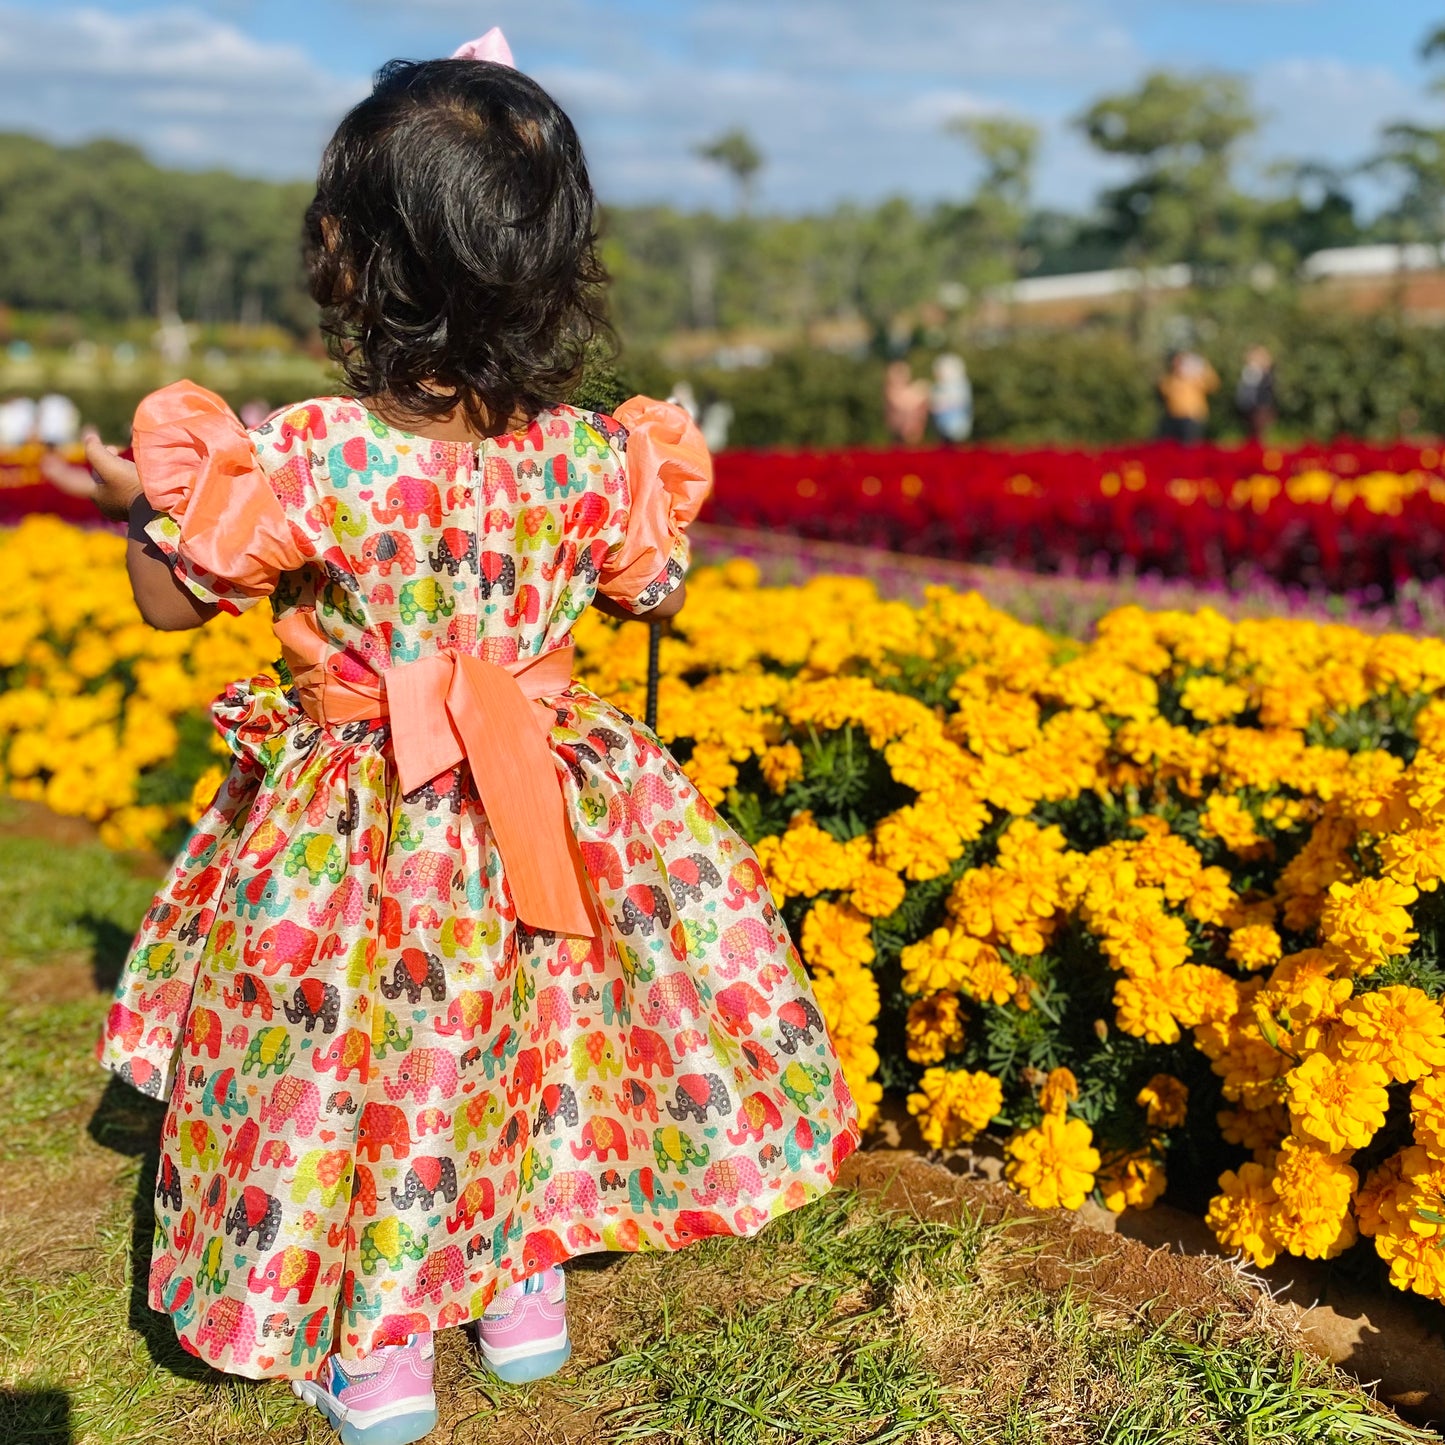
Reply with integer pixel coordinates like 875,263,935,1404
451,26,514,66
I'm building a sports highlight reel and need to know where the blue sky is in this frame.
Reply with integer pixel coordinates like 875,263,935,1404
0,0,1440,213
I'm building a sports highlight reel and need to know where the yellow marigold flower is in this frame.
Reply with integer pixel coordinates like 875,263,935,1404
1201,793,1267,857
1114,975,1181,1045
1285,1050,1390,1152
758,743,804,794
873,802,979,882
1377,824,1445,892
1003,1114,1101,1211
682,742,737,804
799,899,875,974
1206,1162,1281,1267
1039,1066,1079,1117
1321,876,1419,975
1217,1103,1290,1154
1098,900,1190,979
1356,1147,1427,1240
949,864,1054,955
187,764,226,825
1268,1137,1359,1261
1187,865,1238,925
1336,986,1445,1083
98,803,174,853
906,1067,1003,1149
1411,1073,1445,1158
1137,1073,1189,1129
1228,923,1282,972
850,862,906,919
948,689,1041,755
905,991,967,1065
1416,699,1445,751
966,946,1019,1007
1132,829,1204,903
1098,1151,1167,1212
1180,674,1249,724
899,927,965,996
1162,964,1234,1031
1198,1005,1290,1110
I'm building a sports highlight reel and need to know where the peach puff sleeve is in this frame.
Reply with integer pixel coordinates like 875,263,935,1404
596,395,713,614
133,381,309,614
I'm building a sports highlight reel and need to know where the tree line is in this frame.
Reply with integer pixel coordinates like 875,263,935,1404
4,26,1445,348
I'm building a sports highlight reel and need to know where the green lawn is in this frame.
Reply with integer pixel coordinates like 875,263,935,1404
0,806,1435,1445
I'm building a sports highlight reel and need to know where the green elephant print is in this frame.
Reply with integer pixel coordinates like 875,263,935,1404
397,577,456,625
283,833,346,886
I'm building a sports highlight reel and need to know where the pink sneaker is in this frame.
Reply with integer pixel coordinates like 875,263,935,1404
477,1266,571,1382
291,1334,437,1445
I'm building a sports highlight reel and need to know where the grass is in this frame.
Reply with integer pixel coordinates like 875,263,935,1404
0,804,1437,1445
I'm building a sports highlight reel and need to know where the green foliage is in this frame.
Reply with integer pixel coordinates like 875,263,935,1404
0,132,314,330
1078,70,1261,280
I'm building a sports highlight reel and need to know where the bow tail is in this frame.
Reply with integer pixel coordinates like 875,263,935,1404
447,656,597,938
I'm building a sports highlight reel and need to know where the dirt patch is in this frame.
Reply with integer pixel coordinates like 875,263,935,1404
840,1148,1445,1430
0,798,165,876
1114,1196,1445,1426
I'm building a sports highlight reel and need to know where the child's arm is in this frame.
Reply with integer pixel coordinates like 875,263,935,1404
86,437,219,632
593,581,687,622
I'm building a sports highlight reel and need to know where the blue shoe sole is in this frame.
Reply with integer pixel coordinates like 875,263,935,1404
339,1412,438,1445
296,1384,437,1445
483,1339,572,1384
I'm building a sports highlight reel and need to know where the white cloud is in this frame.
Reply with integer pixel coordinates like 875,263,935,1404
1253,55,1427,169
0,4,365,176
0,0,1430,219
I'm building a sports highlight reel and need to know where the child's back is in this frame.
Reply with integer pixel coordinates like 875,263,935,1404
100,385,859,1382
92,33,858,1425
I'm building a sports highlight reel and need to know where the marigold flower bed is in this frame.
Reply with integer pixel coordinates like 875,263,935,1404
704,438,1445,594
5,515,1445,1303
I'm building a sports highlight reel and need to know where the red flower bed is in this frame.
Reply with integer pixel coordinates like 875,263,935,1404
705,439,1445,594
8,438,1445,593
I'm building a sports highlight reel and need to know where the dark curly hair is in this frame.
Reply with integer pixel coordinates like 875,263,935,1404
304,58,609,433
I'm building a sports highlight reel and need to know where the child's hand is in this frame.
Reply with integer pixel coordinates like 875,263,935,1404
82,432,144,520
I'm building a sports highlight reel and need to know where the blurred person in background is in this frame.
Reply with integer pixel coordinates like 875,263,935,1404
1235,345,1277,443
930,352,973,445
700,397,733,452
1157,349,1218,445
36,392,80,446
884,360,930,446
239,397,273,429
0,394,36,448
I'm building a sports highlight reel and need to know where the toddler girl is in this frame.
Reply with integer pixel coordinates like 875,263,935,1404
91,29,858,1445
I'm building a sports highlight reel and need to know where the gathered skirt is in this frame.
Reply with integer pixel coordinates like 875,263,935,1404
98,675,859,1379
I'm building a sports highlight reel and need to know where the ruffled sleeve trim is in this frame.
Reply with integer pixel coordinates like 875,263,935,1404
133,380,308,614
597,395,712,613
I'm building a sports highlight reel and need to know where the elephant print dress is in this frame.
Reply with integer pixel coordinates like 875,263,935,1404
97,382,859,1381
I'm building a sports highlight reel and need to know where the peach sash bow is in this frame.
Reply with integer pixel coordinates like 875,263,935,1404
297,642,594,940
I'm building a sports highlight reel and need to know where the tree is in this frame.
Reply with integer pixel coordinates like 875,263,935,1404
1367,24,1445,250
944,116,1041,292
696,129,764,214
1076,70,1259,281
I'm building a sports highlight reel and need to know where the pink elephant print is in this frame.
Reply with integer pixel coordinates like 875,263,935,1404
195,1297,257,1363
388,850,455,904
694,1155,766,1208
533,1169,601,1225
385,1047,459,1104
717,918,775,979
402,1244,466,1307
715,981,769,1036
641,973,703,1029
375,474,443,527
260,1076,320,1134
